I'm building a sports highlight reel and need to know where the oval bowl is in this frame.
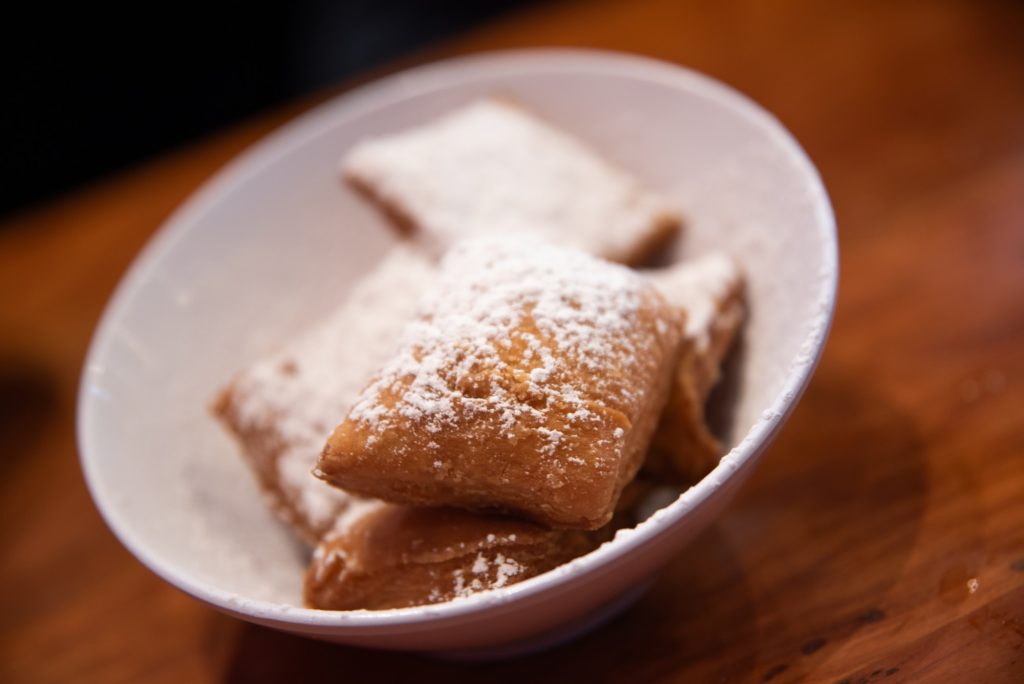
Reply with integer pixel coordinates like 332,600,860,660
78,48,837,656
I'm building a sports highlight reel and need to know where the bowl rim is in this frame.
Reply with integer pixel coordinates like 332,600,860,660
77,47,838,631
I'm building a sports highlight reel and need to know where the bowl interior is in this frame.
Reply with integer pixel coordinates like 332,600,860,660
79,51,835,620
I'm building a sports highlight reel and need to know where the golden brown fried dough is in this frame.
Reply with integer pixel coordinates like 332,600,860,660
645,254,745,484
316,237,683,530
342,99,681,265
304,504,603,610
212,247,436,544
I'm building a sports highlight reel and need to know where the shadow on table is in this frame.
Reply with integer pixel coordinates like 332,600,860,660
218,360,928,683
714,361,930,683
0,354,58,488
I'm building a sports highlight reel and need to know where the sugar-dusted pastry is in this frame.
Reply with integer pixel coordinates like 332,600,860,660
212,246,437,544
303,476,670,611
316,236,683,530
304,503,602,610
644,254,745,484
342,99,681,265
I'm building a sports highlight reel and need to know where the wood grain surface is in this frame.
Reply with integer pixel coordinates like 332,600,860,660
2,0,1022,681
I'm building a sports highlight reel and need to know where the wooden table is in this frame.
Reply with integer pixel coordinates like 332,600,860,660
2,1,1022,681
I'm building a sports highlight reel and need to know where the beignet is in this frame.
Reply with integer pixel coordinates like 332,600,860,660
316,236,683,529
304,504,600,610
212,246,436,544
303,477,669,611
645,254,745,484
342,99,681,265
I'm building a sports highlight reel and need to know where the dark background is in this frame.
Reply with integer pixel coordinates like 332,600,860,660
2,0,529,219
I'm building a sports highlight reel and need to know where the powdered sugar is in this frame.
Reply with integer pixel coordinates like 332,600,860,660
491,554,524,588
347,237,671,462
343,99,679,263
646,253,741,351
454,552,525,597
229,246,435,532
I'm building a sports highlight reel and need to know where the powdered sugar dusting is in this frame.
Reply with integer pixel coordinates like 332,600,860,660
454,552,525,597
347,236,673,462
229,247,435,531
646,253,741,351
343,99,679,263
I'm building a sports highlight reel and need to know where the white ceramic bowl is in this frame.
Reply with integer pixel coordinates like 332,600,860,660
78,49,836,656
